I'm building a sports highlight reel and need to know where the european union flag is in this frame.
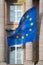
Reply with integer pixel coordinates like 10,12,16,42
7,6,36,46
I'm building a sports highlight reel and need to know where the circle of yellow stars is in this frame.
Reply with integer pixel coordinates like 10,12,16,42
16,15,33,39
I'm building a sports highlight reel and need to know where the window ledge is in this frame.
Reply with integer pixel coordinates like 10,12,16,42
7,22,19,25
5,28,15,32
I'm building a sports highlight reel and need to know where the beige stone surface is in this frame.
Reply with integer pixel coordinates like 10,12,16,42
26,0,32,10
0,0,5,62
37,61,43,65
26,0,33,61
0,63,7,65
24,61,34,65
26,42,32,60
39,0,43,60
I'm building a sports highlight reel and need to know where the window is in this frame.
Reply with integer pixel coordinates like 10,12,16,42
9,45,23,64
9,5,23,23
7,2,25,64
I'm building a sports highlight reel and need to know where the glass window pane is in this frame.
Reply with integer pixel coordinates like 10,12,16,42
17,11,23,22
10,47,15,64
10,6,15,10
17,17,21,21
17,5,22,10
14,12,17,17
14,5,17,10
17,47,22,64
17,60,22,64
10,16,15,22
11,47,15,51
9,46,23,64
10,5,23,23
17,47,22,52
10,11,15,17
17,12,22,17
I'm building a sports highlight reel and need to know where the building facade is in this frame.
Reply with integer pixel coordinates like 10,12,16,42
0,0,43,65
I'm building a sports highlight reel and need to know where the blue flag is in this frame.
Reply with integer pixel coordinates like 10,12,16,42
7,6,36,46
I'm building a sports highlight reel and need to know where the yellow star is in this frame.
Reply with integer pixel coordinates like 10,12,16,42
29,28,32,32
30,22,34,26
22,17,24,20
16,36,19,38
26,15,29,18
29,18,32,21
22,36,24,39
26,34,28,36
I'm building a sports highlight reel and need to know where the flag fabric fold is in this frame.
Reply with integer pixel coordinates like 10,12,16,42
7,6,36,46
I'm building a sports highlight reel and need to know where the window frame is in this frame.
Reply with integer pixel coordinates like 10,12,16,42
7,3,25,25
6,2,26,65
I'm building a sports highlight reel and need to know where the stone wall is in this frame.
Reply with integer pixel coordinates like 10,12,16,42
0,0,5,62
37,0,43,65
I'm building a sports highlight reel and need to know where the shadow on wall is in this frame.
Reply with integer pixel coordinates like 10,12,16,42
39,13,43,33
32,0,43,64
32,0,39,64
